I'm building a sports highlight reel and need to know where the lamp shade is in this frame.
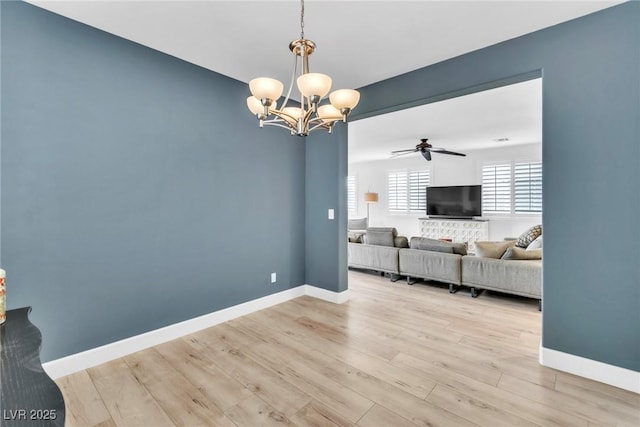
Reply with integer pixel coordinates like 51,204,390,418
249,77,284,101
247,96,277,115
330,89,360,110
297,73,332,98
246,96,263,115
317,104,342,123
364,192,379,203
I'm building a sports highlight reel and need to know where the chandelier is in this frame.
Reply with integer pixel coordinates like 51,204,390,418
246,0,360,136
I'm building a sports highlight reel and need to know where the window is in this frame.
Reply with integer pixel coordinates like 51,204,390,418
482,164,512,213
388,170,430,213
482,161,542,215
347,175,356,213
515,162,542,213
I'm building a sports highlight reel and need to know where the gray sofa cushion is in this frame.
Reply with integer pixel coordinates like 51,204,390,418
474,240,515,259
348,218,368,231
364,230,394,247
502,247,542,260
399,249,462,285
363,227,398,247
348,243,400,274
461,256,541,298
410,237,467,255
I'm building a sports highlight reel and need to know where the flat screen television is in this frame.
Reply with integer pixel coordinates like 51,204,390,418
426,185,482,218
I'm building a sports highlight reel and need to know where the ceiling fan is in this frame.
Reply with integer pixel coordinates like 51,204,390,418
391,138,466,161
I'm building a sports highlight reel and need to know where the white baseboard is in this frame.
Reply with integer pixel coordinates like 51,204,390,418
540,346,640,394
43,284,349,379
304,284,350,304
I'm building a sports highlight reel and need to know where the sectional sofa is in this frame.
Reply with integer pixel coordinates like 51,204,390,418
348,228,542,302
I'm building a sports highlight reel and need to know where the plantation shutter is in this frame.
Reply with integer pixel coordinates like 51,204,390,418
514,162,543,213
408,170,430,212
347,175,356,213
388,171,408,212
482,164,511,213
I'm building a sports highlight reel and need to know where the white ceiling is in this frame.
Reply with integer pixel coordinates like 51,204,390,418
30,1,622,90
28,1,618,162
348,78,542,163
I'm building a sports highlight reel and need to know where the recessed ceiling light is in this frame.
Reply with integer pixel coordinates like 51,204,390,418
493,137,510,142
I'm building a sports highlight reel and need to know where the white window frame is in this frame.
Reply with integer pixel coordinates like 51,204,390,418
482,161,542,216
388,169,431,214
514,161,542,214
482,163,512,214
347,175,357,214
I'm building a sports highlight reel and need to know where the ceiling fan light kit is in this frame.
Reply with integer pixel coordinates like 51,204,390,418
246,0,360,136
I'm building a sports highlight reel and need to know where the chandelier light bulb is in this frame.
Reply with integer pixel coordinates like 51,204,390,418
249,77,284,102
296,73,332,99
329,89,361,110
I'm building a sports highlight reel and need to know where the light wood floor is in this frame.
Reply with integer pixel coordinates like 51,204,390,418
57,270,640,427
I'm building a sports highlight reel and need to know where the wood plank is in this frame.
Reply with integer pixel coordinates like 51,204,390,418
224,395,296,427
154,338,252,411
123,348,234,427
56,370,113,427
322,360,478,427
498,374,638,426
356,404,419,427
87,360,175,427
426,384,540,427
183,333,312,417
290,401,355,427
391,352,589,427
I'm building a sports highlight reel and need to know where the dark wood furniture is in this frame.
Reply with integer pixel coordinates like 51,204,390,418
0,307,65,426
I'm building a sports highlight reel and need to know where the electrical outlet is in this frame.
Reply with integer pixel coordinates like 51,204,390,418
328,209,335,220
271,272,277,283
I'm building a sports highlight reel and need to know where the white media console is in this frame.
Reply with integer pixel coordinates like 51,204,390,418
419,218,489,254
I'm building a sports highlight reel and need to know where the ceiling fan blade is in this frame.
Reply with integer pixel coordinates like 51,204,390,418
390,148,419,153
429,148,466,157
390,151,417,158
421,150,432,161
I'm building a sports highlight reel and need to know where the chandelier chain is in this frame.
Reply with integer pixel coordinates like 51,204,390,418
300,0,305,39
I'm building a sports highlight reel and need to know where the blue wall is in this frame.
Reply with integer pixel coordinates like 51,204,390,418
1,1,305,361
305,126,348,293
349,3,640,371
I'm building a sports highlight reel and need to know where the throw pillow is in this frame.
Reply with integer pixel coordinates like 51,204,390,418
474,240,516,259
348,218,368,231
502,247,542,260
515,224,542,248
348,232,364,243
364,230,395,247
527,235,543,250
394,236,409,248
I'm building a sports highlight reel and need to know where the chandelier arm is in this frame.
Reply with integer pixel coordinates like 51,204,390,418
280,53,299,110
308,121,331,132
263,122,296,131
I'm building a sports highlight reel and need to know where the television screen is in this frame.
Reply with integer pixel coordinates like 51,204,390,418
427,185,482,218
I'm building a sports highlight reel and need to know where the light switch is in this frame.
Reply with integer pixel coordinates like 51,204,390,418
328,209,335,220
